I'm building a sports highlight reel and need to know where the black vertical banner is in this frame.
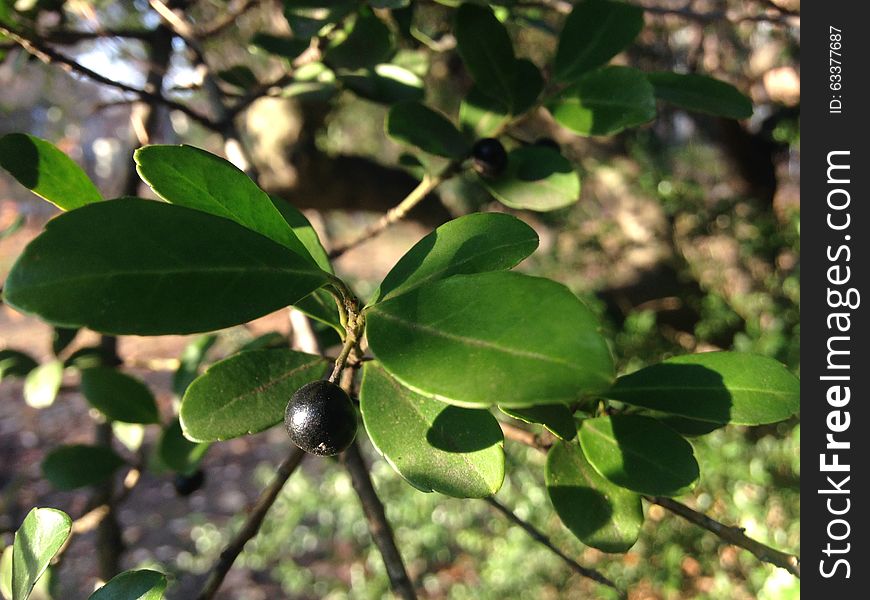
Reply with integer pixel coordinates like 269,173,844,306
803,1,869,595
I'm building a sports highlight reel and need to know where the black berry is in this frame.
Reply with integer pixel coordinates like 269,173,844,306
471,137,508,177
173,469,205,496
284,380,357,456
534,137,560,152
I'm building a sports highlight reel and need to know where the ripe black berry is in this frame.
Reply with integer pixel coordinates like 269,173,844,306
173,469,205,496
534,137,560,152
284,380,357,456
471,137,508,178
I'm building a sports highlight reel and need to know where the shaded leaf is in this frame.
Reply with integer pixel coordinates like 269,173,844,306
546,440,643,552
269,196,332,273
11,508,71,600
478,145,580,211
0,133,102,210
80,367,160,424
555,0,644,82
216,65,259,89
41,445,126,490
604,351,799,425
360,362,504,497
180,349,328,441
324,9,394,71
366,271,614,408
284,1,357,39
459,59,543,137
340,64,424,104
158,419,210,475
386,102,470,159
549,66,656,136
3,199,329,335
23,361,63,409
0,349,38,381
579,415,699,497
89,569,167,600
173,334,218,397
647,72,753,119
371,212,538,303
501,404,576,441
293,289,343,334
250,33,309,61
454,3,516,105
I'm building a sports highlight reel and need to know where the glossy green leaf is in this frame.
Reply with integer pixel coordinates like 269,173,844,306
250,33,309,61
501,404,577,441
23,361,63,409
366,271,614,408
180,349,328,441
0,133,102,210
579,415,699,497
89,569,167,600
647,72,753,119
324,8,393,70
459,59,543,137
554,0,644,82
41,445,126,490
3,199,329,335
134,145,315,262
173,334,218,397
478,145,580,211
1,546,11,600
11,508,71,600
0,349,38,381
546,441,643,552
360,362,504,497
293,289,343,333
454,3,516,106
80,367,159,424
158,419,210,475
270,196,332,273
340,64,424,104
604,351,799,425
386,102,470,159
549,66,656,136
371,212,538,304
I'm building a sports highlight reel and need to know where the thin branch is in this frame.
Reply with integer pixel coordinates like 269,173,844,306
646,496,801,578
42,28,156,44
342,442,417,600
497,421,801,578
329,164,460,259
196,447,307,600
485,497,624,597
0,25,216,130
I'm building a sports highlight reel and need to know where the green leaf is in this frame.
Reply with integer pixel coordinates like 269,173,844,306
3,198,329,335
604,351,800,425
64,346,106,370
80,367,159,424
360,362,504,497
647,72,753,119
459,59,543,137
89,569,167,600
134,145,315,263
549,66,656,136
578,415,699,497
293,289,343,334
216,65,259,89
500,404,577,441
340,64,424,104
41,445,126,490
371,212,538,304
283,1,357,39
324,9,394,71
269,196,332,273
454,3,516,106
386,102,470,159
11,508,71,600
173,334,218,397
366,271,614,408
180,349,328,441
1,546,11,600
250,33,309,61
0,133,102,210
649,413,726,437
478,145,580,211
0,349,38,381
51,327,79,356
546,440,643,552
158,419,210,475
554,0,644,82
113,422,146,453
23,361,63,409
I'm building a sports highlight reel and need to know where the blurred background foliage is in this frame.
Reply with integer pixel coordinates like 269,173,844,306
1,0,799,598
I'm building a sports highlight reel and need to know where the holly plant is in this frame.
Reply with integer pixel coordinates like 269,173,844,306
0,0,799,598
